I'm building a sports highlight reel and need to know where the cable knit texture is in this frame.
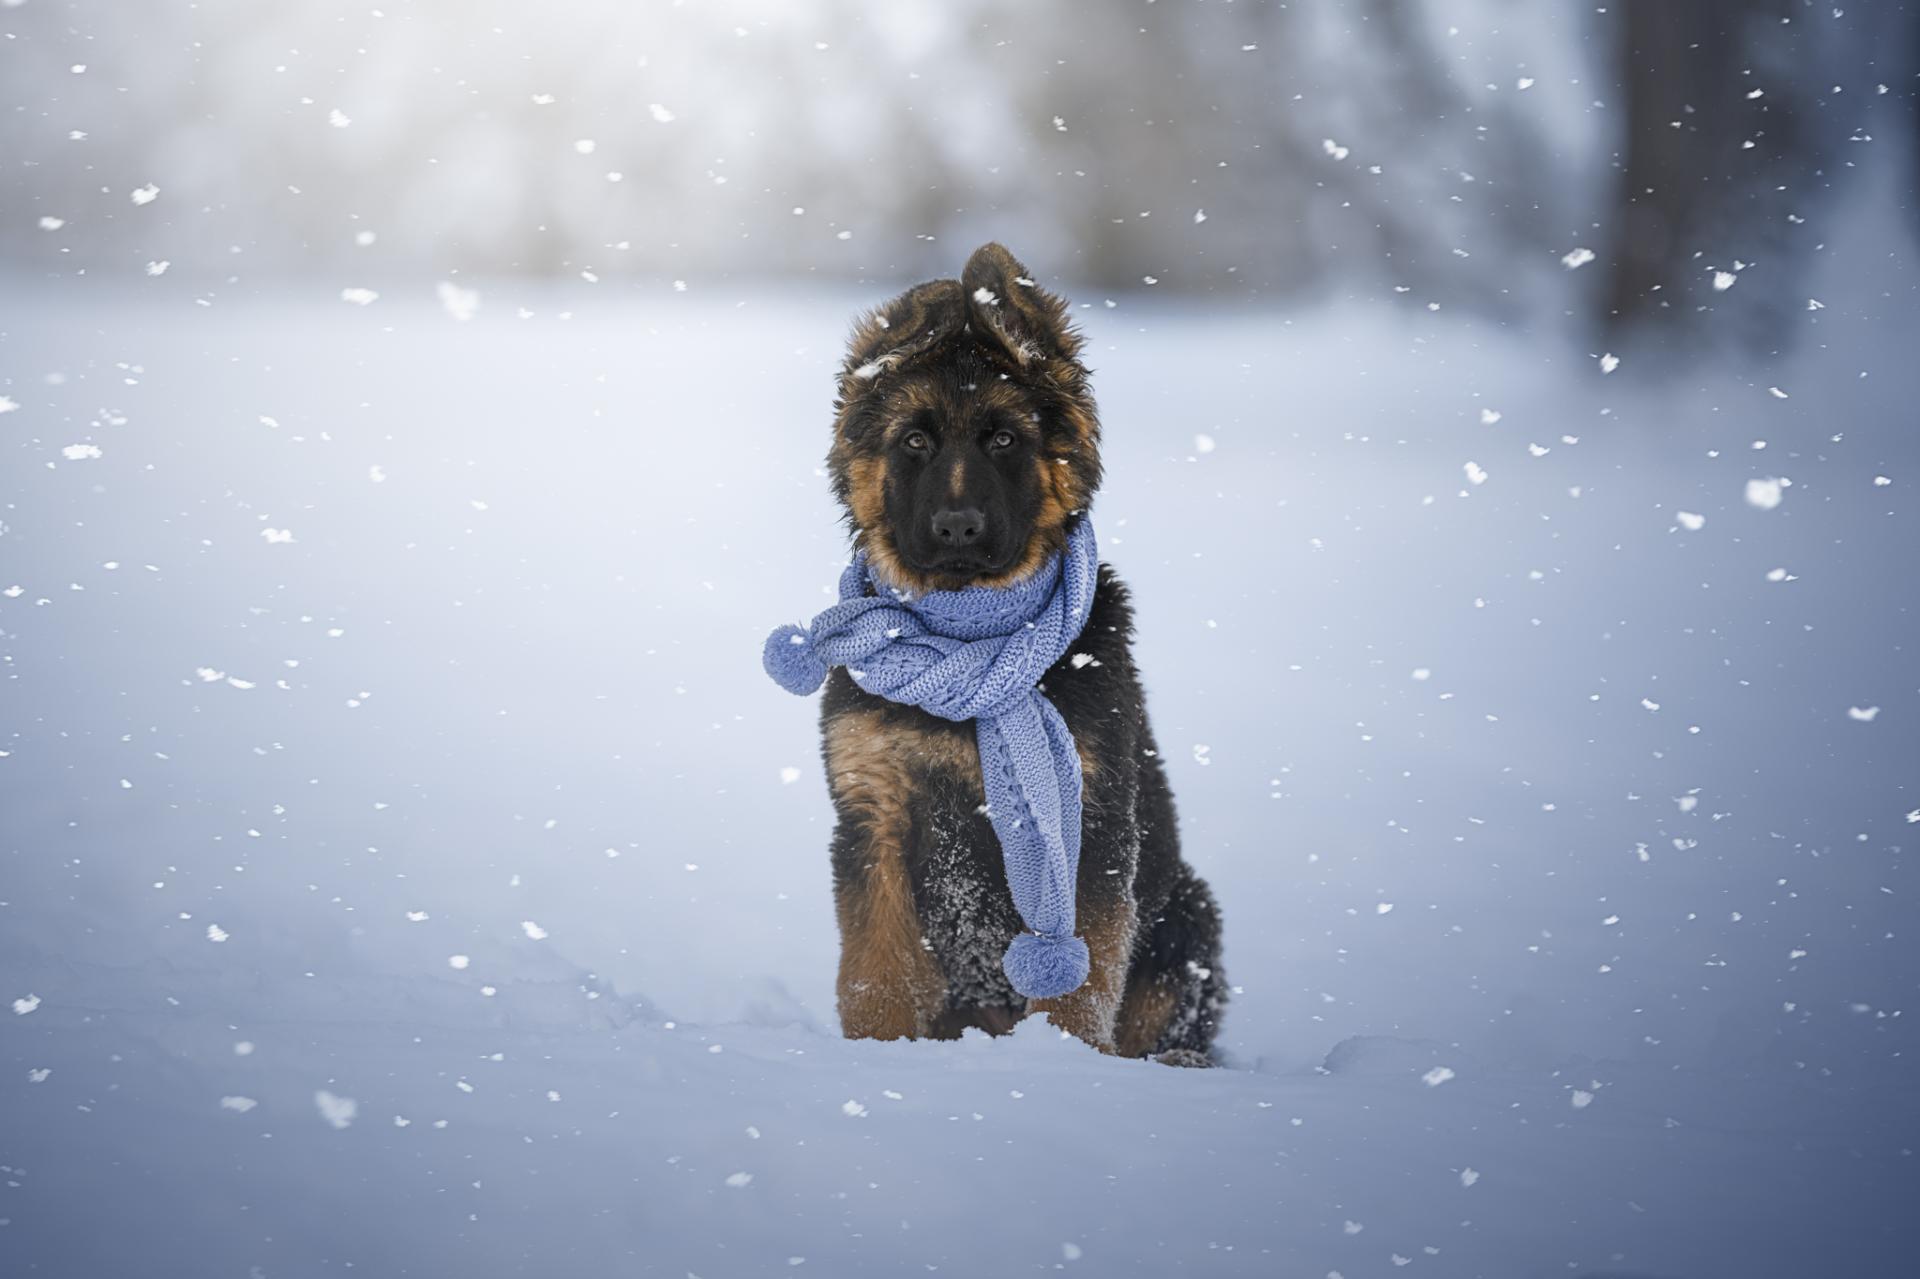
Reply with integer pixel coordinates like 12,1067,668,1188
763,518,1099,999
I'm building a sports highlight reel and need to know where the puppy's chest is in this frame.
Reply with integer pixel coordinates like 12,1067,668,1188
824,686,1110,814
824,705,986,818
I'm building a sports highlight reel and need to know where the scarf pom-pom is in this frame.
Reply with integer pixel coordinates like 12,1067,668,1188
1002,931,1089,1000
763,624,829,695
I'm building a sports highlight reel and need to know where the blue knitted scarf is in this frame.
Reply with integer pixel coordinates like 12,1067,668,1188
763,517,1100,1000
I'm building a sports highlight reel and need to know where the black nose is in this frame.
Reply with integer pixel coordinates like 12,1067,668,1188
931,507,986,546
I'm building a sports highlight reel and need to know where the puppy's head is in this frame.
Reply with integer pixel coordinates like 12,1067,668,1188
827,243,1101,595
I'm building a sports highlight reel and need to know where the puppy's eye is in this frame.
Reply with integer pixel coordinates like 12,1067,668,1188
902,430,931,452
989,429,1017,451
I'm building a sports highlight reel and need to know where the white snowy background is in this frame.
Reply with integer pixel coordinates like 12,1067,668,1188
3,4,1918,1277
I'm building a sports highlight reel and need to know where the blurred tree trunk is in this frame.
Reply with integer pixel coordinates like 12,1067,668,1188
1604,0,1792,347
1601,1,1898,354
1605,4,1736,331
1910,9,1920,240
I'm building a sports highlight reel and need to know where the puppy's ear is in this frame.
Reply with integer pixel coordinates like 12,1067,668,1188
961,242,1082,368
840,279,966,387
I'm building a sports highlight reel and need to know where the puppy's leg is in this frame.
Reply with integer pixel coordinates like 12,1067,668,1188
1025,735,1143,1052
825,710,951,1040
1113,862,1227,1064
833,824,948,1040
1026,894,1137,1052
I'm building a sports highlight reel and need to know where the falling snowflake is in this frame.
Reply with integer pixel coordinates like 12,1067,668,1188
315,1090,358,1129
437,280,480,322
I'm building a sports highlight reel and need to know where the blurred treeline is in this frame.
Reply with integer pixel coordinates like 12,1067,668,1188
1,0,1914,348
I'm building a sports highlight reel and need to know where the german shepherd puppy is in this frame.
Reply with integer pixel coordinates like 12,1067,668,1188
816,243,1226,1064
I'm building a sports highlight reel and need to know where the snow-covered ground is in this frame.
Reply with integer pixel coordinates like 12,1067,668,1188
4,204,1918,1274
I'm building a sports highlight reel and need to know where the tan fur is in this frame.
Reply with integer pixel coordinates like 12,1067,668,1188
1026,897,1138,1052
825,711,980,1038
1113,972,1179,1058
841,454,910,592
830,708,982,791
843,455,888,535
